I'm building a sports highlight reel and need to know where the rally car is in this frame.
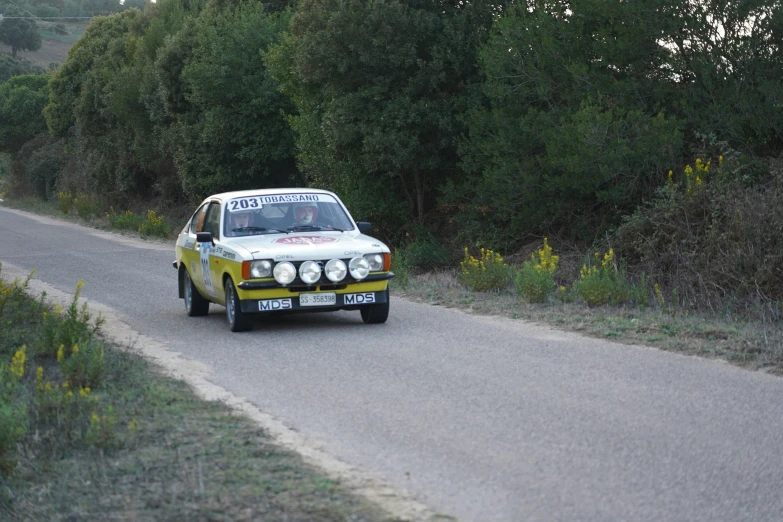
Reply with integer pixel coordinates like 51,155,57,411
173,188,393,331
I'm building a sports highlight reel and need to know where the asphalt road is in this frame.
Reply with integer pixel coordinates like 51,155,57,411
2,206,783,522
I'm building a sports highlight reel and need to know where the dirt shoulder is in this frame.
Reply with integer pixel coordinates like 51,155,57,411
393,270,783,376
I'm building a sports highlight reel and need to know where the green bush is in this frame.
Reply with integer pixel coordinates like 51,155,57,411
458,247,511,292
58,339,105,389
73,192,95,219
515,238,559,303
106,208,144,231
57,191,74,214
138,210,170,238
574,249,634,307
390,248,410,290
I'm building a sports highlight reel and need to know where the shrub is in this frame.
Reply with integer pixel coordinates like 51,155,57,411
106,208,143,231
73,192,95,219
515,238,559,303
38,280,103,358
459,247,511,292
57,191,73,214
58,340,105,389
614,155,783,319
574,249,630,307
138,210,170,238
390,248,410,290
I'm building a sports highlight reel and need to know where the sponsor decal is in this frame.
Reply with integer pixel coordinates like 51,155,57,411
344,250,362,256
260,194,324,204
184,239,195,249
213,246,236,261
275,254,295,259
274,236,338,245
199,242,216,296
344,292,376,305
259,298,293,311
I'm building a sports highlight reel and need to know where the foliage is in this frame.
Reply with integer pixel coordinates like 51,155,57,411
266,0,493,241
106,207,143,230
158,0,296,201
459,247,511,292
515,238,559,303
0,266,113,469
0,74,49,154
574,248,637,307
614,155,783,319
58,340,105,389
57,190,73,213
0,54,45,83
137,209,169,238
0,5,42,57
456,0,684,250
73,191,95,218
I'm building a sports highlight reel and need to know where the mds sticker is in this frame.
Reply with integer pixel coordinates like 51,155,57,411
258,298,293,311
344,293,375,304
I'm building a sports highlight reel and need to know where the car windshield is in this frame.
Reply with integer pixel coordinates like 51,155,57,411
223,193,355,238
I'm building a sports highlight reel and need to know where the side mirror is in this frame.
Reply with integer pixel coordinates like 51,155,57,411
196,232,214,245
357,221,372,234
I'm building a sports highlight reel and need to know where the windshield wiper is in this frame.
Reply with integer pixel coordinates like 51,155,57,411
231,227,288,234
287,225,346,232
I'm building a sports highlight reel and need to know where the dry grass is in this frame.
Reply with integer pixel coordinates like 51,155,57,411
394,269,783,374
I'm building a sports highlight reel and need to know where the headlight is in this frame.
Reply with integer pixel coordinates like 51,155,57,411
324,259,347,282
250,260,272,278
349,257,370,280
299,260,322,284
273,262,296,285
364,253,384,272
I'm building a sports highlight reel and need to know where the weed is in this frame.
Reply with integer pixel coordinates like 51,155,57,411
515,238,559,303
56,191,73,214
459,247,511,292
138,209,170,238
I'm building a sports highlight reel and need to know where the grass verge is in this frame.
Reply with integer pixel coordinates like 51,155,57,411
393,269,783,375
0,266,399,521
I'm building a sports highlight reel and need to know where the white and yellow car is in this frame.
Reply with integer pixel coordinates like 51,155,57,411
173,188,393,331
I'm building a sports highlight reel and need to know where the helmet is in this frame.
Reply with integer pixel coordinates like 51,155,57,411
293,202,318,225
230,210,252,229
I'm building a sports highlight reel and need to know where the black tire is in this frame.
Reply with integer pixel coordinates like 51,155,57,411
225,277,254,332
183,268,209,317
360,289,389,324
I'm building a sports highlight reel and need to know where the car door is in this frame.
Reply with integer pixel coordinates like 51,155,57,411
182,201,221,300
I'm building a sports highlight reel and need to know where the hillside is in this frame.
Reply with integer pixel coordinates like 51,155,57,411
0,22,85,68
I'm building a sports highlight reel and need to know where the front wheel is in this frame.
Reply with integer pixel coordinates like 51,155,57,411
360,289,389,324
225,277,254,332
184,268,209,317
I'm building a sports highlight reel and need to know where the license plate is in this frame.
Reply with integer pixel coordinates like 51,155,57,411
299,292,336,307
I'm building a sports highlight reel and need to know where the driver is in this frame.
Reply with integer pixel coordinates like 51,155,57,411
229,209,253,231
292,202,318,226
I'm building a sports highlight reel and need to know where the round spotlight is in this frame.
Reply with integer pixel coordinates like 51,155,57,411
299,260,322,284
324,259,347,282
349,257,370,280
273,262,296,285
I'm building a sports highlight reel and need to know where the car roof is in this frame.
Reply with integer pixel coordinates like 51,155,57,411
208,187,338,203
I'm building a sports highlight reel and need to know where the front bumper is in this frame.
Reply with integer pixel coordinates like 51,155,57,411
239,289,388,314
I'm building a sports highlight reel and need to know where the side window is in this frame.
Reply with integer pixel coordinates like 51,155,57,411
190,204,209,233
203,202,221,239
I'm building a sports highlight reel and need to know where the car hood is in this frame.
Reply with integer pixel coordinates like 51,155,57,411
229,232,389,261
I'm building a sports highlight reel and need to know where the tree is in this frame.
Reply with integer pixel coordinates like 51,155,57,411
456,0,684,247
266,0,494,240
154,0,297,200
0,73,48,153
0,6,42,58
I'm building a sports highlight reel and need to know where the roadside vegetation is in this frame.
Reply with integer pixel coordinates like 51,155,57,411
0,263,399,521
